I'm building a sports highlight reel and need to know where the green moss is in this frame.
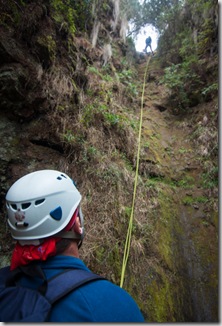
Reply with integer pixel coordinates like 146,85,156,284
94,241,122,284
107,243,122,282
46,36,56,60
157,190,177,270
148,277,175,321
142,262,186,322
212,211,218,229
50,0,76,35
128,185,186,322
37,35,56,62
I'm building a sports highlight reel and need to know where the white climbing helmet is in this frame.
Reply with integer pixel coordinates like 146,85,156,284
6,170,83,241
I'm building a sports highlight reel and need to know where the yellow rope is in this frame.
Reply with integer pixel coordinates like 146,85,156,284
120,55,151,288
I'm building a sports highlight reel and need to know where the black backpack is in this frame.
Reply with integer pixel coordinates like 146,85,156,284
0,265,105,322
146,37,151,45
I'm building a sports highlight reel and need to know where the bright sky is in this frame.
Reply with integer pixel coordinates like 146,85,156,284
134,25,159,52
130,0,159,52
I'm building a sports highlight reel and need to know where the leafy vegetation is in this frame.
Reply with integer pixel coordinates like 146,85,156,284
154,0,218,111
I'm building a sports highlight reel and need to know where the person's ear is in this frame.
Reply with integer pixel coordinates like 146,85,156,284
73,216,83,235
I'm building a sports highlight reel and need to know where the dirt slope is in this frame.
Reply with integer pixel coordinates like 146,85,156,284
135,55,218,321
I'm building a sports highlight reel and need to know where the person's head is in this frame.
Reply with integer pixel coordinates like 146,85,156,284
5,170,84,255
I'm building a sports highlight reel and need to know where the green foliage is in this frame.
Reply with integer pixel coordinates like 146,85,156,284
177,175,195,188
118,68,134,81
143,0,184,35
81,102,126,129
126,0,182,39
88,66,113,82
162,56,203,108
178,30,196,60
145,177,165,190
51,0,92,34
81,103,96,127
182,195,208,206
69,0,93,31
196,196,209,203
182,195,195,206
178,147,191,154
81,145,99,163
202,165,218,189
186,0,216,57
62,130,84,145
103,112,120,125
88,66,100,75
157,0,218,110
120,0,142,24
117,69,139,97
201,83,218,98
51,0,76,34
62,129,75,143
198,18,214,56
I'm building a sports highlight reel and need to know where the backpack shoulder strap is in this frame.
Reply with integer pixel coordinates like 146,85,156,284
0,266,10,282
45,269,106,304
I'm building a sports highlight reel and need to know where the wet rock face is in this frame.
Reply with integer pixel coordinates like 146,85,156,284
0,1,62,122
0,20,49,108
0,6,62,211
0,64,42,123
0,1,93,239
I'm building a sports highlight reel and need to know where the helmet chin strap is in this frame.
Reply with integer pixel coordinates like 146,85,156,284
56,230,84,249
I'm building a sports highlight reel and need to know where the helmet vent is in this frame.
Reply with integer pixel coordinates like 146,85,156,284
57,174,67,180
35,199,45,206
60,174,67,178
21,203,31,210
10,204,17,211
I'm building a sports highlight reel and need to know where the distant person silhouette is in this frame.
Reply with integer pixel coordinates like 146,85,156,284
144,36,153,55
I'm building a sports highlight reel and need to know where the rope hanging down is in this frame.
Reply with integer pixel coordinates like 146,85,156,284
120,56,151,288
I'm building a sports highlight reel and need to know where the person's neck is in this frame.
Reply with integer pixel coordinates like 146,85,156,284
62,241,80,258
